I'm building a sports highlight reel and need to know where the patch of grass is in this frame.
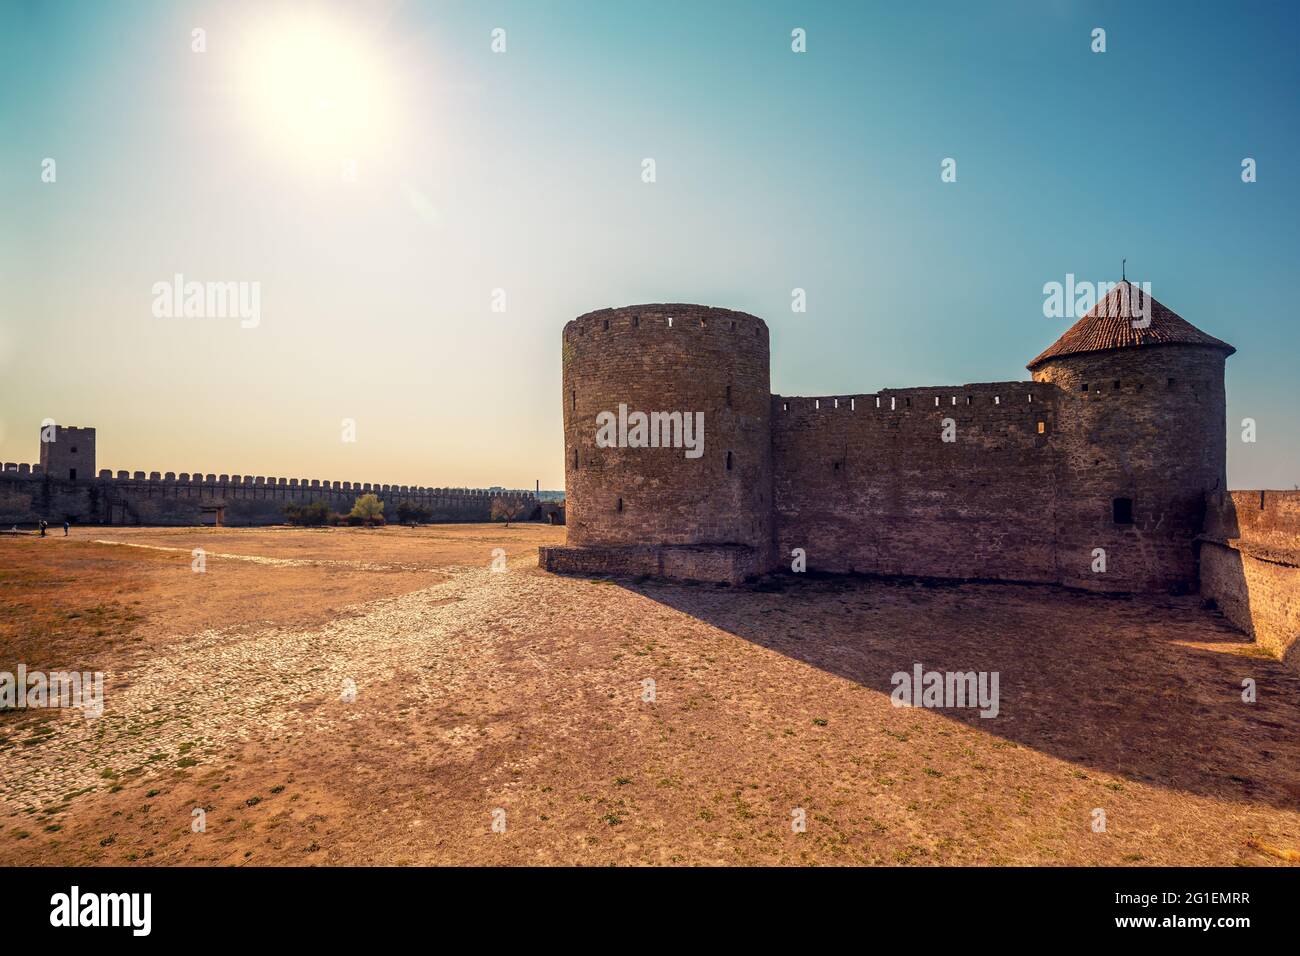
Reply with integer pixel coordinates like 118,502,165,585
1246,839,1300,862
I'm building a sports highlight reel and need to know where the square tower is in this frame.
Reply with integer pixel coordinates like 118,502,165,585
39,425,96,481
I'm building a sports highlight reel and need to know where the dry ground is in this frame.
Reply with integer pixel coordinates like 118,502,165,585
1,523,1297,866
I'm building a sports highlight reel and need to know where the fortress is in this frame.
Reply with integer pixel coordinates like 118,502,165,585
0,429,538,526
540,283,1269,592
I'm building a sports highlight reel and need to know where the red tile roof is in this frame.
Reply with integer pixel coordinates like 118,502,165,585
1027,281,1235,370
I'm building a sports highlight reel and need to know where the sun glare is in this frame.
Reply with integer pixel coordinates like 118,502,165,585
234,13,396,169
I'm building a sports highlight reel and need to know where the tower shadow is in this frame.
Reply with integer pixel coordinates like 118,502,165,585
614,573,1300,810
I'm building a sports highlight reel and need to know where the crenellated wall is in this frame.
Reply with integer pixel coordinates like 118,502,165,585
770,383,1059,582
0,464,535,526
544,302,1234,594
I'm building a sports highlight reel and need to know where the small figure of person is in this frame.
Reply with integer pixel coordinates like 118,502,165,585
39,519,47,537
63,520,70,536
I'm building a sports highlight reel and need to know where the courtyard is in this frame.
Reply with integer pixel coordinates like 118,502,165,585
1,524,1297,866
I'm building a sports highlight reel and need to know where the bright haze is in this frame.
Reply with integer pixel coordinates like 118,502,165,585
2,0,1297,488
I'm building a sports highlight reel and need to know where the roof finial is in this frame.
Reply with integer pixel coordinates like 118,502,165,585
1122,257,1126,282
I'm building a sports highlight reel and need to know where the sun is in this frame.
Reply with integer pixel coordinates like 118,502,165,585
233,11,397,169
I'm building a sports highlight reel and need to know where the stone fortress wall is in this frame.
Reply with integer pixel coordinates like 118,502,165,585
1,429,536,526
771,381,1059,585
1199,490,1300,670
541,289,1268,602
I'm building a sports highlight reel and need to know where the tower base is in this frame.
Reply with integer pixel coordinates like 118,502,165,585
539,544,762,585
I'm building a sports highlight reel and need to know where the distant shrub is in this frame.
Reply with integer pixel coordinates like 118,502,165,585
491,497,526,527
284,500,332,526
348,493,385,526
395,500,433,525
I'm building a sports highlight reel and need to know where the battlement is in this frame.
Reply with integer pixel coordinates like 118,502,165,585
548,295,1234,594
0,447,536,528
775,382,1050,414
565,304,769,341
0,464,533,501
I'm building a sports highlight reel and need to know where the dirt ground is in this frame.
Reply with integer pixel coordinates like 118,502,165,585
1,523,1297,866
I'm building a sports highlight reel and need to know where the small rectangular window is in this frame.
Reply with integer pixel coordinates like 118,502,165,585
1080,383,1089,392
726,385,732,407
1037,421,1046,434
1113,497,1134,525
726,451,733,471
616,497,623,512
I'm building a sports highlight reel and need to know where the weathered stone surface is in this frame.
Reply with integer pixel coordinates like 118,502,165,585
546,300,1247,597
1,425,538,527
1200,491,1300,671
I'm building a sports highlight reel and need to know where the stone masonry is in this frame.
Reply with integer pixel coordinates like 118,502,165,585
541,284,1254,596
1,425,535,527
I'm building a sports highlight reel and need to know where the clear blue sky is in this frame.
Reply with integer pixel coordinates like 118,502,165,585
1,0,1296,488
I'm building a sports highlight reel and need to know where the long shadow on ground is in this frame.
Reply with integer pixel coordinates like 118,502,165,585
616,573,1300,811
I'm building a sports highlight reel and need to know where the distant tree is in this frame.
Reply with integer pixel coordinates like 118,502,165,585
284,500,332,526
490,496,525,528
349,493,385,526
395,500,433,525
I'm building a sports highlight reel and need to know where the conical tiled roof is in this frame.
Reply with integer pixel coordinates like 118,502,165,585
1027,281,1235,370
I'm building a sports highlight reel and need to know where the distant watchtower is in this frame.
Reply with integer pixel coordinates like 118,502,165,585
39,424,96,481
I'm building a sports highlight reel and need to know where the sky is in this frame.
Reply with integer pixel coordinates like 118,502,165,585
1,0,1297,490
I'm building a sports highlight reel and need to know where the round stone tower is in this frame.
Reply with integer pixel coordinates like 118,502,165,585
547,304,773,582
1027,282,1235,592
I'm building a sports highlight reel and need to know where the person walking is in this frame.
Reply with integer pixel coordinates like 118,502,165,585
63,520,70,536
39,519,47,537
